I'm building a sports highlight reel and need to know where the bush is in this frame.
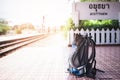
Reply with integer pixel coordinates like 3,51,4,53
15,29,22,34
0,23,10,35
62,18,75,39
78,20,119,30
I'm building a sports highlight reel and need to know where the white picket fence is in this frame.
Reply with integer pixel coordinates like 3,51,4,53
68,28,120,45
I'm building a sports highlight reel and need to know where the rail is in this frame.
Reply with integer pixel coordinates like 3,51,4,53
0,33,48,55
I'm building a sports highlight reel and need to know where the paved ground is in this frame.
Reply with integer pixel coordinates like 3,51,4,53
0,32,120,80
95,46,120,80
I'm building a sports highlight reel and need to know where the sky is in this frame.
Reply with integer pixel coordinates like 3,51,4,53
0,0,71,26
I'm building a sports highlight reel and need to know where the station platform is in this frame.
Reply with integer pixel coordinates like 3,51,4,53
0,32,120,80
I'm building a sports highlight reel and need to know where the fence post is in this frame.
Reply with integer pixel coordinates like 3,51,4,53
111,29,115,44
96,29,100,44
90,29,95,41
80,29,85,35
101,29,105,44
106,29,110,44
75,29,79,34
68,29,74,47
116,29,120,44
67,31,71,47
85,29,89,36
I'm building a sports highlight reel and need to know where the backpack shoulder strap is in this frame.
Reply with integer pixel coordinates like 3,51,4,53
86,37,97,79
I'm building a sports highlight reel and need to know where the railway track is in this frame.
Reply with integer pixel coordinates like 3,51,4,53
0,33,48,55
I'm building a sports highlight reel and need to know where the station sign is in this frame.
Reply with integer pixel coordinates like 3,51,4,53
74,2,120,20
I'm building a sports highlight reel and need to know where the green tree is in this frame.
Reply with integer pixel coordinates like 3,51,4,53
0,18,10,35
66,18,75,30
0,23,10,35
61,18,75,39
